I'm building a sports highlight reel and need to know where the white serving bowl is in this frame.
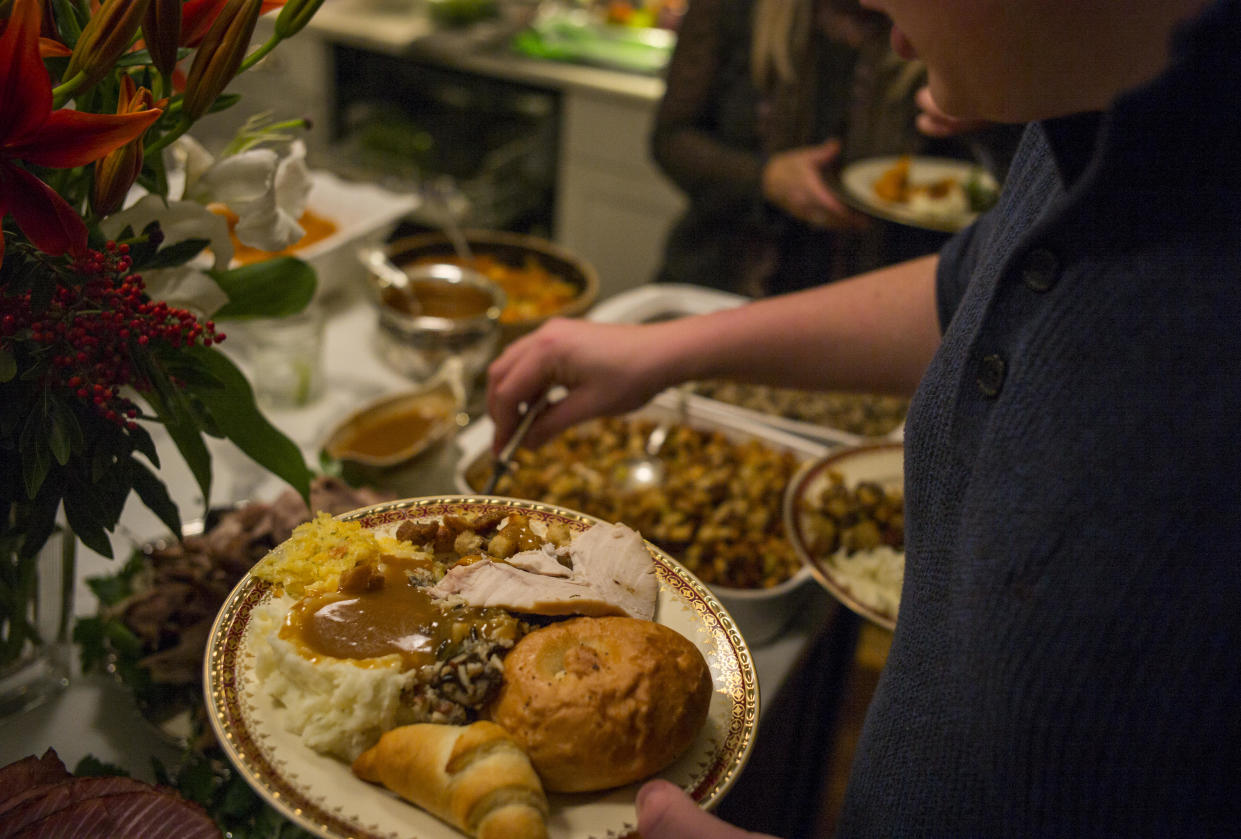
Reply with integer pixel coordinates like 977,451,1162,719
452,390,826,646
240,171,420,302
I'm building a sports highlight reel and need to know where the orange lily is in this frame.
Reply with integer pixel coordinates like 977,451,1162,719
92,76,155,216
0,0,163,267
181,0,285,48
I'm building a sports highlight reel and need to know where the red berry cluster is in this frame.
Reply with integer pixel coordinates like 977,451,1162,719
0,242,226,430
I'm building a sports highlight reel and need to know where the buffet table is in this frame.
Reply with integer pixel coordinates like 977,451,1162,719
0,291,837,785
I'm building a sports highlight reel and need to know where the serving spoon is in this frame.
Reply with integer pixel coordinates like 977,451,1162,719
483,387,564,494
613,384,689,492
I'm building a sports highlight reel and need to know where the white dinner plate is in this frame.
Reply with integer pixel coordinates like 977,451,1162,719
204,495,759,839
837,155,997,233
784,443,905,630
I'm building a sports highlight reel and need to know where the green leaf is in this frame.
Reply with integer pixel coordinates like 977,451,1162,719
74,755,130,778
182,346,312,502
0,348,15,382
20,404,51,500
142,238,211,271
138,356,213,503
46,398,75,465
72,615,109,672
86,572,134,606
127,458,182,539
127,422,160,468
176,754,219,806
49,0,85,45
209,257,317,321
62,475,115,559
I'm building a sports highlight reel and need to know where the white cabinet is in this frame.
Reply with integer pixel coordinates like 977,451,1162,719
554,91,686,302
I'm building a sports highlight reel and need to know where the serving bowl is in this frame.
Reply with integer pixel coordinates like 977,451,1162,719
321,374,467,471
453,390,823,645
367,261,506,385
230,171,419,302
383,230,599,348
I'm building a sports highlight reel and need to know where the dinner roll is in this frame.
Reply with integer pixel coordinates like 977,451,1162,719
488,616,712,793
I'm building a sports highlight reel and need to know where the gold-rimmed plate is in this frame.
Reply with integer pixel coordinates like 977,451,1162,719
784,444,905,631
836,155,998,233
204,495,758,839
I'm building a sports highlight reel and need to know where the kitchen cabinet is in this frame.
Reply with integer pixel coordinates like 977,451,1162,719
555,90,686,299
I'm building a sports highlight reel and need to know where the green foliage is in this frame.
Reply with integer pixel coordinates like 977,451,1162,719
74,750,315,838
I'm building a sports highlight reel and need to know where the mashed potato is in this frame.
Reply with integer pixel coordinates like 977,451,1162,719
826,545,905,620
252,595,416,761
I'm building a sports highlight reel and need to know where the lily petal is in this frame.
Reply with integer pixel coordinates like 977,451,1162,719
0,160,88,259
38,36,72,58
232,182,305,251
103,193,234,271
180,0,227,47
101,195,232,316
0,0,52,146
10,107,163,169
189,146,278,206
273,139,312,221
139,263,231,317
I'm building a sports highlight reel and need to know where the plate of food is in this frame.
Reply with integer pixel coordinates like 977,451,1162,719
837,154,999,233
454,390,829,645
204,495,757,839
784,443,905,631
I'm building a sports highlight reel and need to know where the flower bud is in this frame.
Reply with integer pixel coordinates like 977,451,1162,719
142,0,183,78
92,77,157,216
181,0,263,122
65,0,154,89
274,0,327,40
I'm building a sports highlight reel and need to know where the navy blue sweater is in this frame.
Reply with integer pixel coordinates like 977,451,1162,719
839,1,1241,835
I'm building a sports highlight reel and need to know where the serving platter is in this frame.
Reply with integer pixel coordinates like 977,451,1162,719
784,443,905,631
586,286,904,445
836,155,997,233
204,495,759,839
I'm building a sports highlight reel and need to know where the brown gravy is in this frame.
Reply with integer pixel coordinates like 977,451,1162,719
280,556,518,669
381,278,494,320
330,407,439,460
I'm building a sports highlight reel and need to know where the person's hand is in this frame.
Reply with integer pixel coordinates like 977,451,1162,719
914,85,994,138
761,139,869,230
485,317,678,455
637,780,783,839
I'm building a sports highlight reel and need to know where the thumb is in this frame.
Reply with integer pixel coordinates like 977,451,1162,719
636,780,776,839
810,138,844,164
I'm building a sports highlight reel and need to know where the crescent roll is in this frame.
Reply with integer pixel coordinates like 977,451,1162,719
351,721,548,839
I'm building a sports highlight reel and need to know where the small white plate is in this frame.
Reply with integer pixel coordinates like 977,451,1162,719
837,155,997,233
204,496,759,839
784,443,905,630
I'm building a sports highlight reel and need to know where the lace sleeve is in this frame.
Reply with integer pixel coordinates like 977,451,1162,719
650,0,767,213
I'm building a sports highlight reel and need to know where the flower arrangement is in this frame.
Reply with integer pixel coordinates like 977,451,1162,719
0,0,327,685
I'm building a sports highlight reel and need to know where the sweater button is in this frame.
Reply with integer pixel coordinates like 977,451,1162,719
977,353,1006,397
1021,248,1059,292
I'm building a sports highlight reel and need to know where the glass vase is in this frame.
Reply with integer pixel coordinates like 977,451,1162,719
0,529,75,718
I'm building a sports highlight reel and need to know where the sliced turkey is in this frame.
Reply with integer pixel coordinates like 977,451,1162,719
433,522,658,620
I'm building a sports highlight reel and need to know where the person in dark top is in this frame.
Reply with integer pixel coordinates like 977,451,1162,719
649,0,987,296
486,0,1241,835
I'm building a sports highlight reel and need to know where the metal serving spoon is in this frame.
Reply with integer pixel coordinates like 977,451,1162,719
613,384,689,492
483,388,560,494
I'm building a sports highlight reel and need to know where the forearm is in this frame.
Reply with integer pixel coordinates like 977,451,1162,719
647,254,942,395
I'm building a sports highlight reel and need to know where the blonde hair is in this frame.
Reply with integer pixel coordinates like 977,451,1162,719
751,0,810,88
